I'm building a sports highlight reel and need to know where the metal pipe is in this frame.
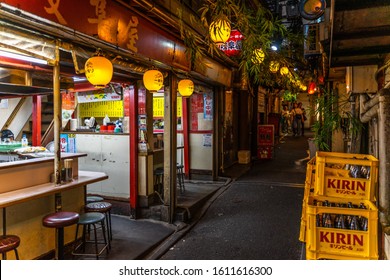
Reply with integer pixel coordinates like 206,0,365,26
54,43,61,186
378,88,390,226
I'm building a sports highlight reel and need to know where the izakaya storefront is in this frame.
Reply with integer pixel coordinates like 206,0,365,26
0,0,233,227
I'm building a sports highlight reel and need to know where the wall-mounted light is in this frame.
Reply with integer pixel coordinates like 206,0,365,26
209,19,231,45
84,52,113,88
178,79,194,97
143,69,164,92
0,50,47,65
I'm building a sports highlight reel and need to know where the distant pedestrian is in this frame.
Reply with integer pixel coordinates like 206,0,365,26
298,102,306,136
290,102,303,136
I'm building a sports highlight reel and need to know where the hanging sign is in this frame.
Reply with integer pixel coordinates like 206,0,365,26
79,101,123,118
152,96,182,118
219,29,244,57
77,91,122,103
203,93,213,120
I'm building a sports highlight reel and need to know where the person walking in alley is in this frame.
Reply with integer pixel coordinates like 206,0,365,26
290,102,303,136
298,102,306,136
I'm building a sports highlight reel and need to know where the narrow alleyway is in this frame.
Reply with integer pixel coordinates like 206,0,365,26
158,132,311,259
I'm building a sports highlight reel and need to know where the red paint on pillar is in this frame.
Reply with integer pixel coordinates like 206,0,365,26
128,85,138,211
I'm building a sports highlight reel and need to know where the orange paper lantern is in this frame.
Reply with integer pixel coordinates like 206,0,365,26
143,69,164,92
178,79,194,97
85,56,113,88
251,49,265,65
209,19,231,45
280,66,289,76
269,61,280,73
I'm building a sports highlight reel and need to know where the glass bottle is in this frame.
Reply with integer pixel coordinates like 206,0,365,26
21,134,28,147
323,212,333,228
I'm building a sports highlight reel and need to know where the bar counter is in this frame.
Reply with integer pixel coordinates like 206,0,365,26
0,152,109,260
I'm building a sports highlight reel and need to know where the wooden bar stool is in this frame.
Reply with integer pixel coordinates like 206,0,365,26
86,196,104,203
84,202,113,247
42,211,79,260
72,212,108,259
0,235,20,260
153,167,164,195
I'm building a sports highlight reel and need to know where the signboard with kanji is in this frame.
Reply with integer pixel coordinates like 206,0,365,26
258,125,274,146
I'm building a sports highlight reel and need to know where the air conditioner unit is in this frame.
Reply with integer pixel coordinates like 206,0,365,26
303,24,320,57
286,1,300,19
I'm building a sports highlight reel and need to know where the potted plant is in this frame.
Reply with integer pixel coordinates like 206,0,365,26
308,87,362,154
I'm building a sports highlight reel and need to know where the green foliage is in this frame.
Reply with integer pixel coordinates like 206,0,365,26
190,0,306,90
309,88,363,151
283,90,297,102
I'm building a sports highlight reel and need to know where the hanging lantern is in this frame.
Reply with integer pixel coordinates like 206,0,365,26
280,66,289,76
219,29,244,57
269,61,280,73
251,49,265,65
178,79,194,97
143,69,164,92
85,55,113,88
308,81,317,94
209,19,231,45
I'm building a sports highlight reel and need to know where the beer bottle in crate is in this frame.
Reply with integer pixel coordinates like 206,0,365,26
335,214,346,229
323,212,333,228
322,200,329,225
346,202,353,229
315,200,323,227
349,215,361,231
359,203,368,231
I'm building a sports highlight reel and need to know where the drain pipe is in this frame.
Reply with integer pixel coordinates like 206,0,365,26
378,88,390,227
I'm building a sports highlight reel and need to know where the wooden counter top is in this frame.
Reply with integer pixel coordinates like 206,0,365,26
0,153,87,170
0,170,108,208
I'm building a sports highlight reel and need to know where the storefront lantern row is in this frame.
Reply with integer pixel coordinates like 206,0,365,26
219,29,244,57
178,79,194,97
85,56,113,88
209,19,231,45
143,69,164,92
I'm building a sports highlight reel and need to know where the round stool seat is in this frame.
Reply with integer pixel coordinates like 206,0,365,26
154,168,164,175
0,235,20,253
86,196,104,203
78,212,105,225
42,211,79,228
85,202,112,212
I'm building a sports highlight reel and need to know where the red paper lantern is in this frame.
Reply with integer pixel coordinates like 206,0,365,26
219,29,244,57
308,81,317,94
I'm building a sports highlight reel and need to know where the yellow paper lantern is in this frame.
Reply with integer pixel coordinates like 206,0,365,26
280,66,289,76
209,19,231,45
251,49,265,65
178,79,194,97
85,56,113,88
143,69,164,92
269,61,280,73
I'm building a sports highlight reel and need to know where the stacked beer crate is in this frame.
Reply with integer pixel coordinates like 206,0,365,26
299,151,379,260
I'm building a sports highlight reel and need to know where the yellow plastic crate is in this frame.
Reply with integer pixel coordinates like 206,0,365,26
314,152,378,201
305,195,378,260
299,157,316,242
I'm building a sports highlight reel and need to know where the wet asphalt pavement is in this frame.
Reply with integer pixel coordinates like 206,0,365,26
159,133,311,260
